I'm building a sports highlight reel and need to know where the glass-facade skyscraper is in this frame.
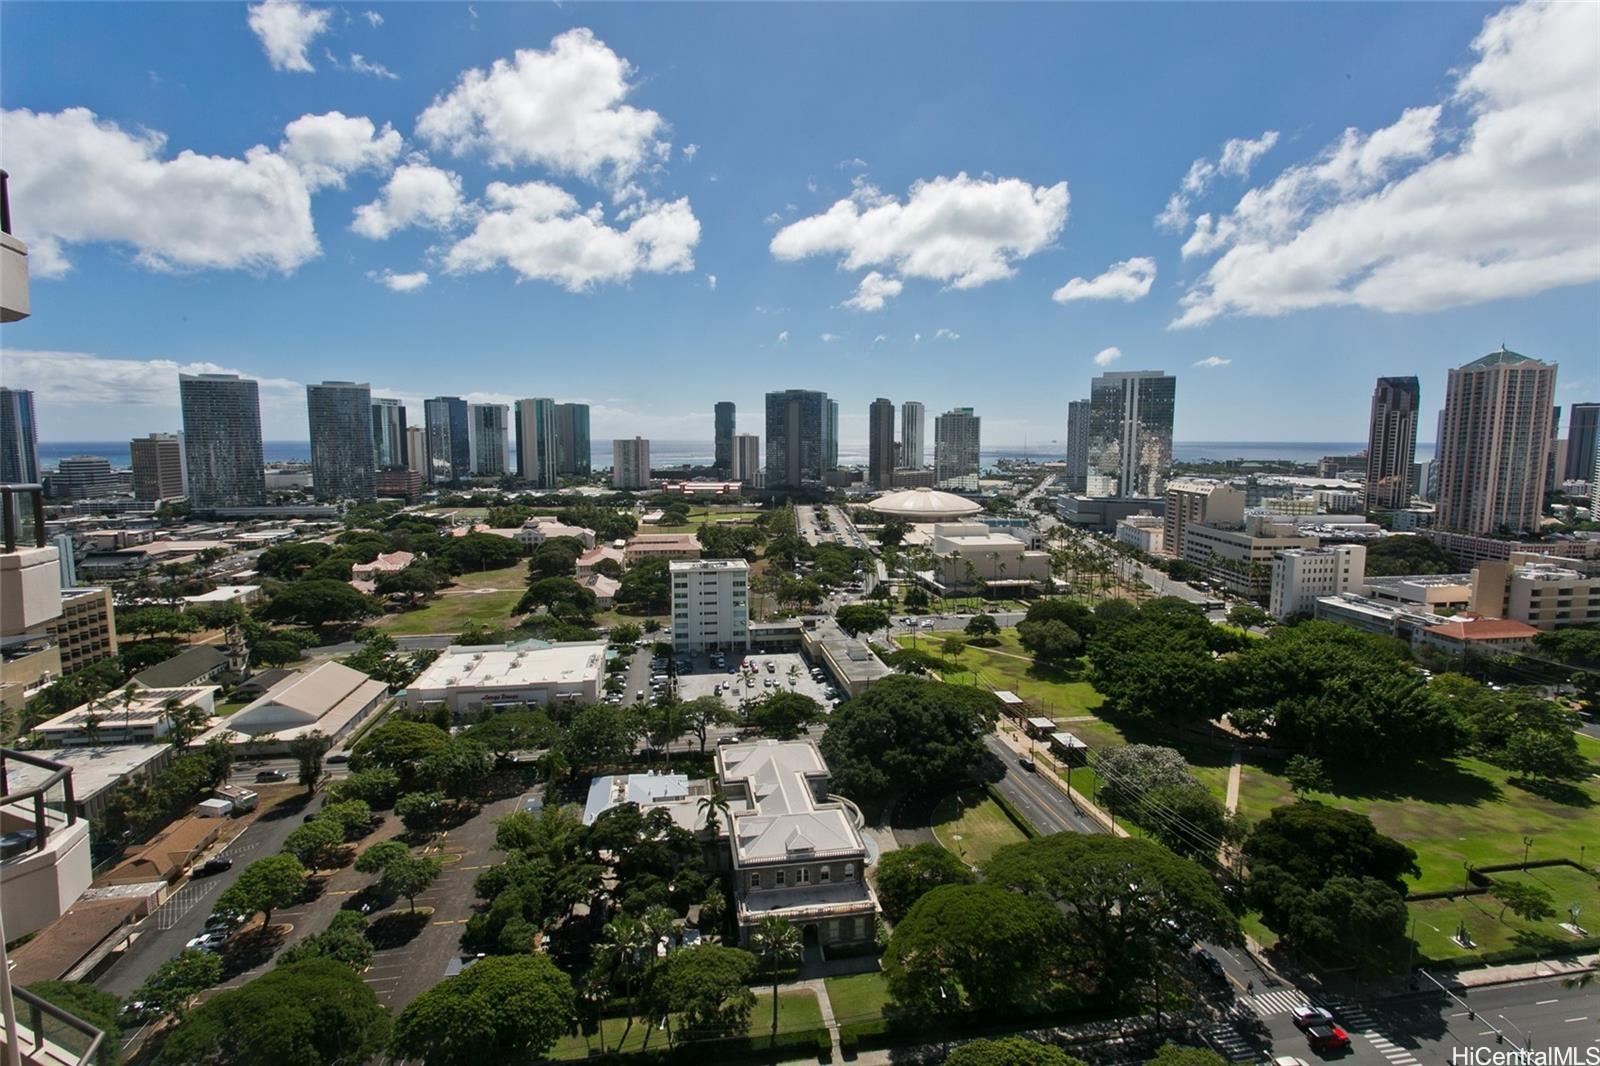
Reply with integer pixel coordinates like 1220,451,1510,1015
1363,376,1420,512
0,387,40,484
1436,348,1557,535
869,397,896,489
180,373,267,508
1065,398,1091,493
714,401,736,475
555,402,591,477
764,389,830,488
372,398,408,470
515,397,559,488
308,381,376,502
468,403,510,477
1085,371,1175,499
423,396,471,485
899,401,925,469
934,407,981,490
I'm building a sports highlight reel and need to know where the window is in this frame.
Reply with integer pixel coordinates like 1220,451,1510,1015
796,868,811,885
750,872,761,889
775,870,786,886
844,863,856,881
820,867,831,883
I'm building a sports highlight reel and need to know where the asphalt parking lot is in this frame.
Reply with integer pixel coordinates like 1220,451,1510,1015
674,651,840,715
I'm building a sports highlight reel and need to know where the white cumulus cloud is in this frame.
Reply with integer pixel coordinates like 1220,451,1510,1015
349,53,397,79
416,28,669,190
1156,130,1279,232
371,269,430,292
842,271,903,311
351,162,468,239
247,1,331,73
1193,356,1232,368
770,172,1069,292
1174,1,1600,327
279,111,401,189
1052,256,1157,303
362,10,382,27
0,107,317,277
1093,346,1123,367
442,182,699,291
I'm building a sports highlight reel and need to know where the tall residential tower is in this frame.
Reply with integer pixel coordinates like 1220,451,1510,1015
764,389,830,488
1086,371,1175,498
934,407,981,490
372,398,407,470
179,373,266,509
900,401,925,469
1363,376,1420,512
868,397,896,489
514,398,559,488
1435,347,1558,535
308,381,376,501
555,402,591,477
423,397,471,485
714,401,736,475
468,403,510,477
0,387,39,485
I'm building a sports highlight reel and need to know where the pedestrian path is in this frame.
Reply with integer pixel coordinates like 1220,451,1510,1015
1194,1015,1259,1062
1324,998,1422,1066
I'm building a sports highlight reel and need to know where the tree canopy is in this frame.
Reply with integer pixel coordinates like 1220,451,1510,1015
215,854,306,927
946,1038,1088,1066
874,841,977,922
258,580,379,631
746,690,823,740
387,954,574,1066
819,676,1000,803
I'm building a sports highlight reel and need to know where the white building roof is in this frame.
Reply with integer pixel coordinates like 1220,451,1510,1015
582,772,693,826
207,660,387,742
410,641,608,691
36,687,214,736
5,744,173,802
182,585,260,604
718,739,864,866
869,488,982,521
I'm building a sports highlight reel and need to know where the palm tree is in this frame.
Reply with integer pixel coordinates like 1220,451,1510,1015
697,789,732,839
638,905,678,1049
751,915,801,1044
119,682,141,738
603,915,648,1049
81,710,105,749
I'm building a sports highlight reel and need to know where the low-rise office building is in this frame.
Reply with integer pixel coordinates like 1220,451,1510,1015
925,522,1053,595
1053,494,1165,533
199,661,387,752
716,739,878,952
1361,573,1473,612
800,617,892,698
181,584,261,610
670,559,750,655
1182,517,1318,598
1468,553,1600,630
34,686,216,747
46,587,118,674
1114,513,1164,555
1415,615,1539,659
17,744,176,822
1163,480,1245,560
1268,545,1366,621
404,640,607,717
625,533,702,566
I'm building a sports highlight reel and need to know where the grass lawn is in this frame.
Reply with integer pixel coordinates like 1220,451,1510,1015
931,787,1028,866
548,988,822,1060
213,700,250,716
824,972,891,1027
750,988,823,1034
378,589,523,636
446,563,527,591
593,609,667,632
1408,865,1599,965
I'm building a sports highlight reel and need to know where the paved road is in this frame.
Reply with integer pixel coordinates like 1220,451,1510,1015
981,735,1103,837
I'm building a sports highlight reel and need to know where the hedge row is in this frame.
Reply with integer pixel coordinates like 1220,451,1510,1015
985,784,1039,839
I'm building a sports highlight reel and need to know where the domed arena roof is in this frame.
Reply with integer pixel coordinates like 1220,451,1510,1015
869,487,983,522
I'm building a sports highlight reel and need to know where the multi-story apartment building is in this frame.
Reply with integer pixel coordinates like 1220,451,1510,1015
1565,402,1599,484
424,397,471,485
0,386,40,485
1469,553,1600,630
555,402,592,477
1269,545,1367,621
307,381,376,502
612,437,652,490
731,433,761,485
1435,348,1558,535
131,433,186,500
716,739,878,951
467,403,510,478
1086,371,1175,498
1162,479,1245,560
1364,376,1420,512
765,389,831,488
375,468,424,501
713,401,736,476
180,373,267,509
1065,397,1091,494
868,397,896,490
670,559,750,654
372,397,408,470
900,401,925,469
827,400,839,471
513,397,559,488
934,407,980,491
1181,516,1317,598
46,587,119,674
405,425,428,477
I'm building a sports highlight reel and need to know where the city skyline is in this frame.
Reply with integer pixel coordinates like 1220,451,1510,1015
1,2,1595,447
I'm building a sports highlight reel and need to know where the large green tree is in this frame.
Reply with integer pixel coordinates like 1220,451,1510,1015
836,604,891,638
650,944,757,1043
819,676,1000,804
349,719,450,789
884,884,1066,1015
1242,802,1419,896
387,954,574,1065
561,704,641,771
946,1038,1087,1066
155,958,390,1066
215,854,307,927
874,842,976,922
258,580,379,632
747,691,823,740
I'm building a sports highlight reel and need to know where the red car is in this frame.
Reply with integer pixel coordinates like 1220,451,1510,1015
1306,1024,1351,1052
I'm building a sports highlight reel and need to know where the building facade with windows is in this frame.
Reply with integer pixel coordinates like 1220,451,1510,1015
372,398,407,470
513,397,558,488
46,587,119,675
1435,348,1557,535
555,402,592,477
1181,517,1317,598
1086,371,1175,498
1269,545,1367,621
0,386,40,484
468,403,510,478
1364,376,1420,512
713,401,736,475
933,407,980,491
179,374,267,509
130,433,186,500
1065,397,1091,494
307,381,376,502
612,437,652,490
670,559,750,654
900,401,925,469
868,397,896,489
731,433,761,485
423,396,471,485
1162,479,1245,561
765,389,831,488
1468,553,1600,630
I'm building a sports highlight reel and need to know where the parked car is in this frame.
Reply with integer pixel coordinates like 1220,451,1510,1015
1291,1006,1335,1031
1193,948,1225,980
766,661,777,673
204,912,243,934
185,930,229,953
327,753,350,765
193,857,233,878
120,999,160,1024
1305,1025,1350,1052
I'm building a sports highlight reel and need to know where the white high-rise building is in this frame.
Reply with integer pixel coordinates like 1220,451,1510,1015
613,437,651,490
732,433,761,484
934,407,980,491
900,402,925,469
670,559,750,654
1270,545,1367,621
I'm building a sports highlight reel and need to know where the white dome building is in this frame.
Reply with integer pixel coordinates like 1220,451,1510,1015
869,487,982,523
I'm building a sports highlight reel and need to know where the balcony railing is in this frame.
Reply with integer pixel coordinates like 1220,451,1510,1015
1,485,47,552
5,987,105,1066
0,749,78,858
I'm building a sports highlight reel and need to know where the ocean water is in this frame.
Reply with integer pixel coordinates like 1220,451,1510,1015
38,439,1433,472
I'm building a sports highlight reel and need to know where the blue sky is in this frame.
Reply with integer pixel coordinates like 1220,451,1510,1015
2,1,1596,448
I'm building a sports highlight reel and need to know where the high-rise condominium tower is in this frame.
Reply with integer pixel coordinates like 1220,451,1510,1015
1435,347,1558,535
514,398,559,488
1363,377,1420,512
1565,402,1599,483
827,400,840,471
468,403,510,477
131,433,186,500
934,407,981,490
868,398,896,489
423,397,470,485
1065,398,1091,494
0,387,40,484
714,402,736,475
179,374,266,509
1086,371,1175,498
764,389,830,488
613,437,652,490
555,403,591,477
372,398,407,470
307,381,375,502
405,426,427,476
732,433,760,484
900,401,925,469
